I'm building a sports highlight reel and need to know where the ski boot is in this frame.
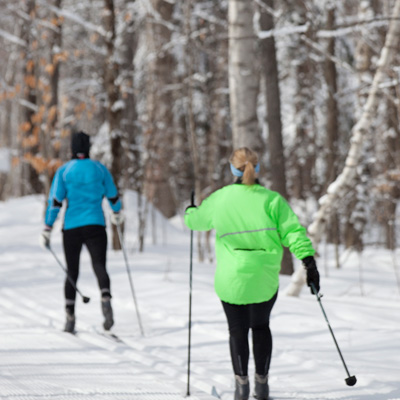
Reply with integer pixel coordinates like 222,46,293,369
234,375,249,400
254,373,269,400
101,296,114,331
64,309,76,333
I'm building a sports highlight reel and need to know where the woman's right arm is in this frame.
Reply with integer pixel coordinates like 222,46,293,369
44,167,66,227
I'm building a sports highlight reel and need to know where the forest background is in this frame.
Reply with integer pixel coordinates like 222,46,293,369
0,0,399,277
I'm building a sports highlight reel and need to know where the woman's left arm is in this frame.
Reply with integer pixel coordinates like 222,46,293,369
273,195,315,259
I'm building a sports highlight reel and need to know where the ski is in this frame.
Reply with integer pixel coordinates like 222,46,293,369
93,327,125,344
211,386,221,398
64,327,125,344
98,331,125,344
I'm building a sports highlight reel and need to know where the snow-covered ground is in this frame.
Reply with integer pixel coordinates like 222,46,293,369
0,193,400,400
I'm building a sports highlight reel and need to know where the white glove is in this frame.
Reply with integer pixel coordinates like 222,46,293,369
110,212,124,226
40,227,52,249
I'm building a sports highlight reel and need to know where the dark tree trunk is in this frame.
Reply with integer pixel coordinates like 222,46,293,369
259,0,293,275
143,0,176,219
19,0,42,195
41,0,63,197
323,6,341,248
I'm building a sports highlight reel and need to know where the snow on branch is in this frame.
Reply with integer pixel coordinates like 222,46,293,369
19,99,39,112
253,0,281,19
317,20,389,38
0,28,26,47
258,23,309,39
36,0,107,38
258,17,391,41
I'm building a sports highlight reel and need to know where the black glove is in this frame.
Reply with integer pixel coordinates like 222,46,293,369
302,256,320,294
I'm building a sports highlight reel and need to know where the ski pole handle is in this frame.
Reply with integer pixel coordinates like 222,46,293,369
190,190,195,207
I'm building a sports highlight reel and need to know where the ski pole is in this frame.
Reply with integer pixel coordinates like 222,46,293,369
186,190,195,397
311,283,357,386
47,245,90,304
115,223,145,336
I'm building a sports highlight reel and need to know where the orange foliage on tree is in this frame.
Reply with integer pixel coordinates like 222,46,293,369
24,75,36,89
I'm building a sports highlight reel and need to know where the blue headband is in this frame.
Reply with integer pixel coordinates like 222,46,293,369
230,163,260,177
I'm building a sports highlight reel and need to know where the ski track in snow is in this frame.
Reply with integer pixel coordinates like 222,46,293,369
1,194,400,400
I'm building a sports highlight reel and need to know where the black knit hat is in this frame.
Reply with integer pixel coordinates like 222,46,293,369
71,131,90,159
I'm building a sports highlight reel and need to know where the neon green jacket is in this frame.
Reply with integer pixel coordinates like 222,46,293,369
184,183,315,305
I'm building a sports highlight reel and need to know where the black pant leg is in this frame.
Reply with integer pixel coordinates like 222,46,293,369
82,225,110,297
249,291,278,375
63,228,84,308
222,301,251,376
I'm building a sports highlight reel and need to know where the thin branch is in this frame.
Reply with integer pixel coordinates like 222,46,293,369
300,34,355,74
36,0,107,37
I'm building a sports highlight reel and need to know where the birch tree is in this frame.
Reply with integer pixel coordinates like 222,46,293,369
286,0,400,296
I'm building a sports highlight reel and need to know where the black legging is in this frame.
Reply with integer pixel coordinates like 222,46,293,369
63,225,111,310
222,291,278,377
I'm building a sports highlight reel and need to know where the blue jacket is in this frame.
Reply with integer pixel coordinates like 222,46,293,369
45,159,122,230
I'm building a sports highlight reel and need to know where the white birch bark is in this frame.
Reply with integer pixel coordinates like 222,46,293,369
228,0,260,150
285,0,400,297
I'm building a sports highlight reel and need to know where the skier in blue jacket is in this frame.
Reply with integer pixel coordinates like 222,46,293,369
40,131,123,333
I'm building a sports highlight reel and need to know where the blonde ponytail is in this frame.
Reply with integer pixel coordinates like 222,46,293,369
229,147,259,185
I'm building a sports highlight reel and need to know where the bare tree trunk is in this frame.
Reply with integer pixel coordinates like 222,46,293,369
323,6,339,190
259,0,293,275
41,0,63,197
323,5,341,249
1,24,20,150
120,2,140,193
376,95,400,249
19,0,42,195
184,0,206,262
342,0,375,250
286,0,400,296
384,97,400,249
143,0,176,219
228,0,261,151
184,0,201,206
103,0,139,249
103,0,123,250
287,1,316,201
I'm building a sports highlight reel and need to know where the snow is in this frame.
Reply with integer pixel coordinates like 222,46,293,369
0,148,11,173
111,100,126,112
1,194,400,399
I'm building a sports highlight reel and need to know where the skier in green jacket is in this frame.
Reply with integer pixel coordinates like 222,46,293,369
184,147,320,400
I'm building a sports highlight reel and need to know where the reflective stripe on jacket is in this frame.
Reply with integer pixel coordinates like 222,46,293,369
184,183,315,305
45,159,121,230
